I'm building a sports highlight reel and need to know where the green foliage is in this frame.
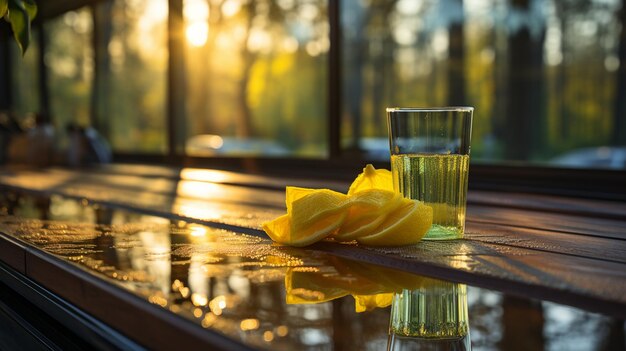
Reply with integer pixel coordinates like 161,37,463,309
1,0,37,55
0,1,8,19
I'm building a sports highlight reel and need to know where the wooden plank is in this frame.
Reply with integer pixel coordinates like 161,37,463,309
3,169,286,208
468,205,626,240
3,169,626,253
101,164,626,220
49,166,350,193
0,234,26,274
2,169,626,244
468,190,626,220
465,221,626,264
13,167,626,221
312,240,626,318
9,169,626,238
0,171,284,231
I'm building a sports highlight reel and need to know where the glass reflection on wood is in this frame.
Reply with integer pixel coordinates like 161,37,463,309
388,280,471,350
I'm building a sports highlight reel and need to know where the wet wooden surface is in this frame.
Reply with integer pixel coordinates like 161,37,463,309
0,166,625,318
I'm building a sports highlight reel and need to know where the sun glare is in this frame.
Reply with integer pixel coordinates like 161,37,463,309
184,0,209,21
186,22,209,47
184,0,210,47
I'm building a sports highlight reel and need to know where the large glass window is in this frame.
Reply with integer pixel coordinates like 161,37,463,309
341,0,626,169
29,0,626,170
183,0,328,158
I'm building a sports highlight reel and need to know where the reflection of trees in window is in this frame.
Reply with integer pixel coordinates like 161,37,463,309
501,0,546,160
342,0,398,153
342,0,468,153
50,1,168,153
184,0,328,156
614,0,626,146
8,30,39,120
546,0,622,157
342,0,624,163
105,0,167,153
46,9,94,132
41,0,626,160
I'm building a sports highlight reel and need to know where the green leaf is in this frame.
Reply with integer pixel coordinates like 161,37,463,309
8,0,31,55
0,0,8,18
22,0,36,19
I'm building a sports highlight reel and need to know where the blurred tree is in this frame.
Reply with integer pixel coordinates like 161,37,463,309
614,0,626,146
185,0,225,136
169,0,186,154
343,0,398,153
343,0,368,153
554,0,570,141
0,22,12,110
446,0,466,106
502,0,546,160
90,1,113,140
236,1,258,138
370,2,396,133
103,0,167,153
46,9,93,132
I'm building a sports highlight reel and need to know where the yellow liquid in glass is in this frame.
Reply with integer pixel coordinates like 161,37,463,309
391,154,470,240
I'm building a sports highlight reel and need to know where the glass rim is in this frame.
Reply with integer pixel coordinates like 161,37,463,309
386,107,474,113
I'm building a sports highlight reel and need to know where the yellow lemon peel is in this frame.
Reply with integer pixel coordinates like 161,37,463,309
357,200,433,246
262,164,433,247
333,190,403,241
347,164,394,195
285,186,317,214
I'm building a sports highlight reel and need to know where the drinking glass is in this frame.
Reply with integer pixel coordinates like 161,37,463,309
387,107,473,240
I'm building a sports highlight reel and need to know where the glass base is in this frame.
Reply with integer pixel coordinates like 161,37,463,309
422,225,463,241
387,333,471,351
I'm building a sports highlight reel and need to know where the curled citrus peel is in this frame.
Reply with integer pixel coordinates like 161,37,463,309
348,163,394,194
262,164,433,247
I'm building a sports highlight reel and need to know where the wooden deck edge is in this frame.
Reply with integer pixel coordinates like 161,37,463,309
0,232,254,351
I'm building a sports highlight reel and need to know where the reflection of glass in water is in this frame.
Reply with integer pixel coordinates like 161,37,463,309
388,281,471,350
